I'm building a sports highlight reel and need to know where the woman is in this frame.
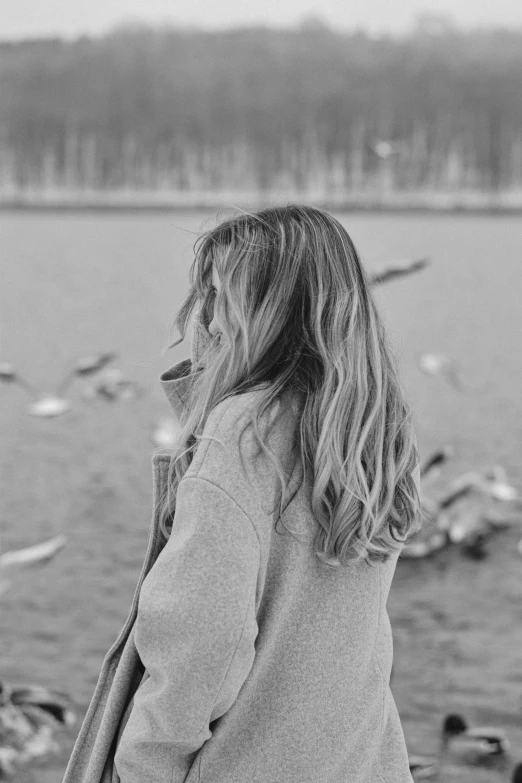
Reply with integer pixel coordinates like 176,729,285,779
63,204,423,783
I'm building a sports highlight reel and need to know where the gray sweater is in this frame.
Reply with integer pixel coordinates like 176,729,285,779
62,313,415,783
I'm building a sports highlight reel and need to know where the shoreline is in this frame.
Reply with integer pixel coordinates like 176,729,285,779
2,190,522,214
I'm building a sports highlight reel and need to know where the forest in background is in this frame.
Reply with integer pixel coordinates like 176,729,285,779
2,17,522,206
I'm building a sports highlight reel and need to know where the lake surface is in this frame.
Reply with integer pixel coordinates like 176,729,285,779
1,210,521,782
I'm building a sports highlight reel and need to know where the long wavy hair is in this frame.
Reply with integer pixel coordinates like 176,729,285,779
157,204,424,567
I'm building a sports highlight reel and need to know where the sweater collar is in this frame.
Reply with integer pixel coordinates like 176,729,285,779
159,356,283,423
159,357,194,422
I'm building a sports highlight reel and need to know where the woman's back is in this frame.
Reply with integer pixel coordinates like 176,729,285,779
113,381,413,783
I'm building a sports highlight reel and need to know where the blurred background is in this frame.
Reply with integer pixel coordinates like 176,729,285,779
1,2,522,782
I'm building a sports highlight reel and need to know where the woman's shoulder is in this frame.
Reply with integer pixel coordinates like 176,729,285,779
202,386,295,447
187,388,301,514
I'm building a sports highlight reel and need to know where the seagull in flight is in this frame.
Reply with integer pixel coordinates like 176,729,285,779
416,352,465,391
369,257,430,286
0,353,117,417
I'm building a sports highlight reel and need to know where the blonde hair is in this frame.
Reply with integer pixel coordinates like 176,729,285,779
158,204,423,567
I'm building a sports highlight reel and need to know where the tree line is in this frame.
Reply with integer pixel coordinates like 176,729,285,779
1,20,522,200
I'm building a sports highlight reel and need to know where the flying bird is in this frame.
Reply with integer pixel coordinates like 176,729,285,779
0,535,67,598
369,257,430,286
416,352,465,391
0,535,66,571
55,352,117,393
0,354,118,417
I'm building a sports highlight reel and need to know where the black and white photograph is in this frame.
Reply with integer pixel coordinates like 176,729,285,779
1,1,521,782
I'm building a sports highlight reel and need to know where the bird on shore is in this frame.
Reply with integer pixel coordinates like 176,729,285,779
0,679,75,778
8,684,75,727
401,458,520,559
437,467,521,551
439,465,522,542
398,446,521,560
440,713,510,765
445,466,519,504
0,353,117,417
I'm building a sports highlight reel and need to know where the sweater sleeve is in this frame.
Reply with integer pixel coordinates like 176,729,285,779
114,477,260,783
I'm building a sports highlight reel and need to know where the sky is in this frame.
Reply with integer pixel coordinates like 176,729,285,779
2,0,522,41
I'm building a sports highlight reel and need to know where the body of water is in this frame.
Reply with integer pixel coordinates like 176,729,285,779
1,210,521,782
